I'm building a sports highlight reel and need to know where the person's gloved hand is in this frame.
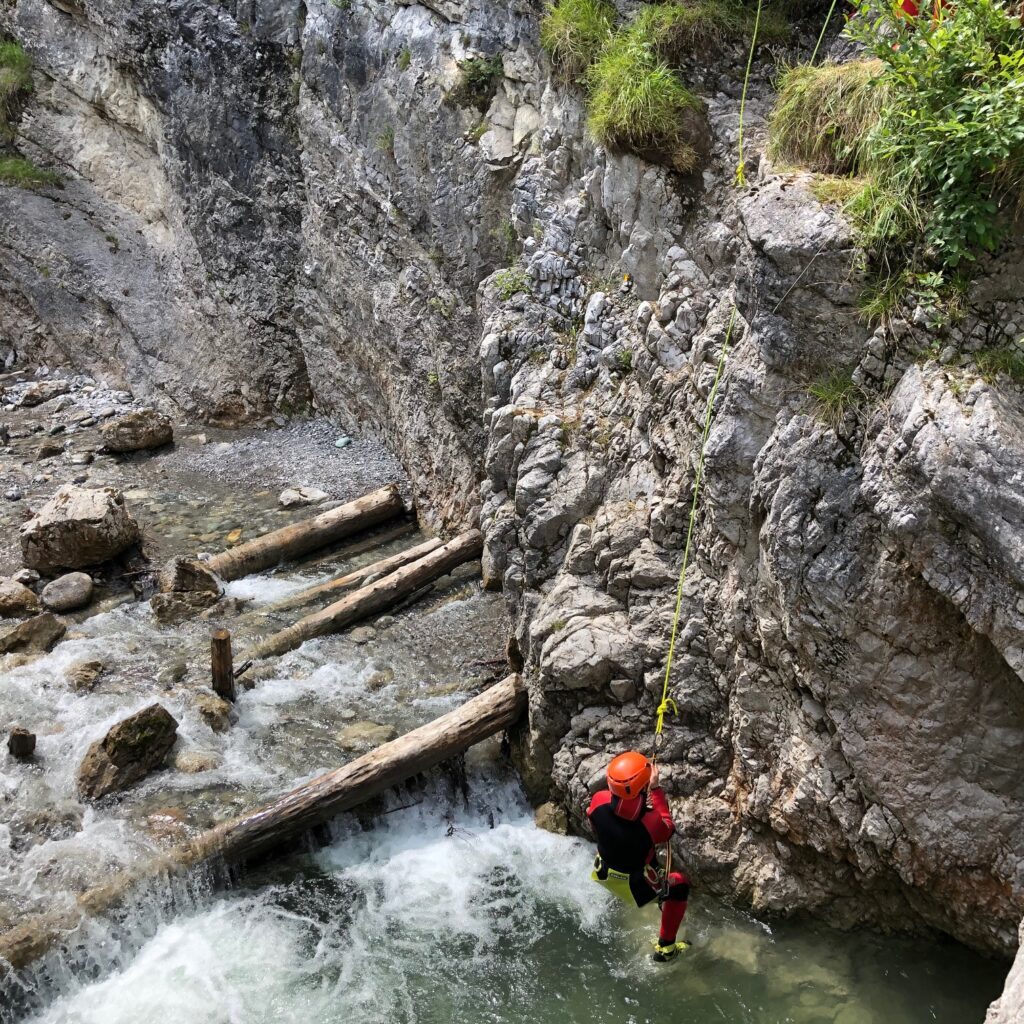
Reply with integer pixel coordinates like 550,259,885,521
650,763,660,790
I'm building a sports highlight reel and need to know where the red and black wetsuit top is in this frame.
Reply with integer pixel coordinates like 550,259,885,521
586,787,675,873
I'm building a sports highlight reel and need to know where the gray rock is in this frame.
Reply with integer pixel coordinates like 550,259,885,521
66,660,105,691
278,485,329,508
0,579,41,618
101,409,174,452
986,918,1024,1021
159,557,223,595
15,380,71,408
336,721,397,751
7,727,36,761
41,572,94,613
534,801,568,835
194,691,233,733
150,590,219,624
20,485,141,572
0,612,66,654
76,704,179,801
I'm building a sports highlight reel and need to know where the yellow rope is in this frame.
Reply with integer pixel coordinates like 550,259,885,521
734,0,763,187
810,0,840,64
653,306,737,747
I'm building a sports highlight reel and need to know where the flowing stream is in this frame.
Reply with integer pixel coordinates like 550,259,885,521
0,418,1008,1023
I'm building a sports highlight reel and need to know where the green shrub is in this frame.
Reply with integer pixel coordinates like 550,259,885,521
1,41,33,141
450,55,504,111
846,0,1024,270
806,369,864,430
494,266,531,300
376,124,395,155
586,26,702,172
540,0,616,82
0,155,60,188
768,59,888,175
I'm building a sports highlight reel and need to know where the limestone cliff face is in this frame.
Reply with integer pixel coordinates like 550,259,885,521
3,0,1024,977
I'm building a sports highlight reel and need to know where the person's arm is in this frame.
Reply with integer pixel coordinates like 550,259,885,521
642,786,675,844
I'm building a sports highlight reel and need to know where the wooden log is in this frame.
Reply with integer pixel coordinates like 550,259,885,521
204,484,404,582
211,629,235,702
246,529,483,664
278,520,417,575
0,676,524,975
268,536,445,614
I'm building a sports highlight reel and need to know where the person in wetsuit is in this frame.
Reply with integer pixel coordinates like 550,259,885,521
587,750,691,962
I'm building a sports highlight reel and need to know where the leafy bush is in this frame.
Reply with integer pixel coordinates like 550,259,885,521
846,0,1024,270
0,155,60,188
540,0,616,82
1,41,33,142
493,266,531,300
450,56,504,111
586,26,703,172
768,59,887,175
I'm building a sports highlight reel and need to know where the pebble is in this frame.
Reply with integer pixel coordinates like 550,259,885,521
5,488,22,501
334,436,352,449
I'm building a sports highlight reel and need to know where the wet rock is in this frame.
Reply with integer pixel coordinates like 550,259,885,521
159,557,223,595
195,691,233,733
76,703,179,800
156,658,188,687
336,721,397,751
145,806,190,842
7,727,36,761
66,660,105,691
36,441,64,460
279,486,329,508
173,750,221,773
367,667,395,690
987,918,1024,1022
100,409,174,452
41,572,94,613
534,801,568,835
0,612,66,654
12,568,39,587
0,579,41,618
150,590,219,624
349,626,377,645
20,485,141,572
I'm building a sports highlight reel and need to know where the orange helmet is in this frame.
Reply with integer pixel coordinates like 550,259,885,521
607,751,652,799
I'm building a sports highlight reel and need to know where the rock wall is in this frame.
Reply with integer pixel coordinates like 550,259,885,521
3,0,1023,980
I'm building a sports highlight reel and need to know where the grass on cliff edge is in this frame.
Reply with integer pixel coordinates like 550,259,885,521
1,40,33,141
768,0,1024,318
585,25,703,173
0,155,60,189
540,0,616,82
806,369,865,431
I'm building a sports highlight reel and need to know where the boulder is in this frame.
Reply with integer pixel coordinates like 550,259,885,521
534,801,569,835
66,660,104,691
15,379,70,408
0,579,40,618
7,727,36,761
20,485,141,572
336,721,397,751
194,692,232,733
100,409,174,452
76,704,178,801
150,590,219,624
12,568,40,587
158,557,222,595
41,572,94,613
278,486,329,508
0,612,66,654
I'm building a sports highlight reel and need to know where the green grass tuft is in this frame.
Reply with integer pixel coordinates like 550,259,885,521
450,56,504,111
768,60,888,176
636,0,789,61
809,174,865,208
975,346,1024,386
806,369,864,430
397,48,411,71
1,40,33,141
586,26,703,173
0,155,61,189
493,266,531,301
540,0,616,82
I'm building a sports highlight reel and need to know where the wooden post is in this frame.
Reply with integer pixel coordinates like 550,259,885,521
211,629,235,702
0,676,525,974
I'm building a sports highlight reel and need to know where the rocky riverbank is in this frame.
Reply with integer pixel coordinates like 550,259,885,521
2,0,1022,1015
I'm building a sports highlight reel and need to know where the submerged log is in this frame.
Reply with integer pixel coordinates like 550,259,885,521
268,536,445,614
284,520,416,575
204,484,403,582
0,675,524,975
246,529,483,664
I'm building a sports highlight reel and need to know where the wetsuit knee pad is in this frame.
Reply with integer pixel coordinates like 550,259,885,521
666,872,690,902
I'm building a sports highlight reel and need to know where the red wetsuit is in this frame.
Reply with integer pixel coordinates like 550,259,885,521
586,786,690,944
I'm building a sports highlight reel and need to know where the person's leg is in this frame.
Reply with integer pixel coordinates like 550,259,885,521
657,871,690,945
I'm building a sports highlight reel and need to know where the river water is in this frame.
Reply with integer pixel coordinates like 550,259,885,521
0,409,1009,1022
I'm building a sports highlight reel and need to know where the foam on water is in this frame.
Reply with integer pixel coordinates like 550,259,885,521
19,769,1006,1024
